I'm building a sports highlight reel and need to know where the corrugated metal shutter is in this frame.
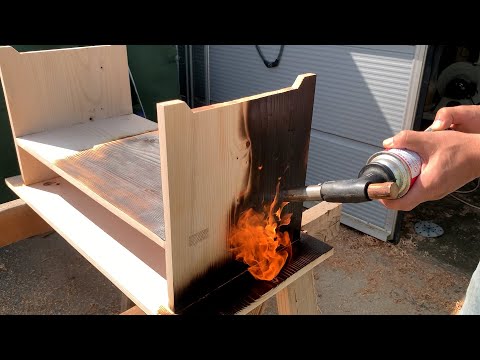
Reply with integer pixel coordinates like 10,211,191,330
206,45,426,241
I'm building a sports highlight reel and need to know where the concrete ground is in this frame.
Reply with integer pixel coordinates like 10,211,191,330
1,180,479,315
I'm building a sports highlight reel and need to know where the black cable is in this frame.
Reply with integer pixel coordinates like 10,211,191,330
255,45,285,68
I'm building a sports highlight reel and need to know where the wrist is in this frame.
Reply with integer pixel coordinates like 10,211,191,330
467,133,480,179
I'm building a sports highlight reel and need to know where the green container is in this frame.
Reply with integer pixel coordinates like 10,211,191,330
0,45,179,203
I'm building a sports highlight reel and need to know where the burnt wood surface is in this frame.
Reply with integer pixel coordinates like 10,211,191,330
177,232,332,315
234,75,316,241
55,131,165,240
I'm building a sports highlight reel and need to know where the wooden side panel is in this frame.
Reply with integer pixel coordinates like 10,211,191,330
239,74,317,236
0,45,133,184
157,74,316,311
0,45,132,137
0,199,53,248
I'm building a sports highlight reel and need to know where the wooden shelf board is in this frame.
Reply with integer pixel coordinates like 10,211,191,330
16,114,165,246
178,233,333,315
5,175,169,315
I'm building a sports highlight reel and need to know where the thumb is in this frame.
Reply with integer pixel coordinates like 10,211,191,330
382,130,426,154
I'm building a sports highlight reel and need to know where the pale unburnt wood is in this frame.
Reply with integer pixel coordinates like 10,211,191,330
276,270,318,315
5,175,169,315
0,199,53,248
120,305,146,315
0,45,133,185
301,201,343,242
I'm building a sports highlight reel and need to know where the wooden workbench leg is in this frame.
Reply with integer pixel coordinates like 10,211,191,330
276,269,318,315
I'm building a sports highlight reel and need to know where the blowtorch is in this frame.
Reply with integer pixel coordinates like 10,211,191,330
281,148,422,203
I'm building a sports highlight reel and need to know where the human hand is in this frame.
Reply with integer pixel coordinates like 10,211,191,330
428,105,480,133
378,130,480,211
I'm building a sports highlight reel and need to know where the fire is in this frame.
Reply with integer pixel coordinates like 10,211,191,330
229,183,293,281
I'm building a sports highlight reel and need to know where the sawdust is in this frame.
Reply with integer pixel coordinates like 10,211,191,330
317,225,470,314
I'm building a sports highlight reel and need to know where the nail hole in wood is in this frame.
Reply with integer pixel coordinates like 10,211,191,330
43,181,60,186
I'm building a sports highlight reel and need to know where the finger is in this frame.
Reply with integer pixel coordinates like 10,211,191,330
432,105,478,131
430,109,454,131
382,130,426,154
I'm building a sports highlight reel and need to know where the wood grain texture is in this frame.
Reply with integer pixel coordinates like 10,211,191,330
276,270,318,315
0,45,133,184
53,131,164,244
16,119,162,245
15,146,58,186
0,45,132,137
237,74,317,238
157,74,316,312
301,202,342,242
5,175,169,315
16,114,157,163
0,199,53,248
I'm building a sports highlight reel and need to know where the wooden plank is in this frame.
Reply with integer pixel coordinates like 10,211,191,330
0,45,133,184
0,45,132,138
0,199,53,248
5,175,170,315
16,119,162,245
15,147,58,186
16,114,157,164
276,270,318,315
120,305,146,315
301,202,342,242
157,74,316,312
177,233,333,315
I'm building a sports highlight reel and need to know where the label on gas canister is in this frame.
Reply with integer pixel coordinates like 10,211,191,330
386,148,422,187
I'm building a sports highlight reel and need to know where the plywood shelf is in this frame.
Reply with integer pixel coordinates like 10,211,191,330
5,175,170,315
16,114,165,246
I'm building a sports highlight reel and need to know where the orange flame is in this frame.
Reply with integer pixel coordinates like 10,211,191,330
229,183,292,281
